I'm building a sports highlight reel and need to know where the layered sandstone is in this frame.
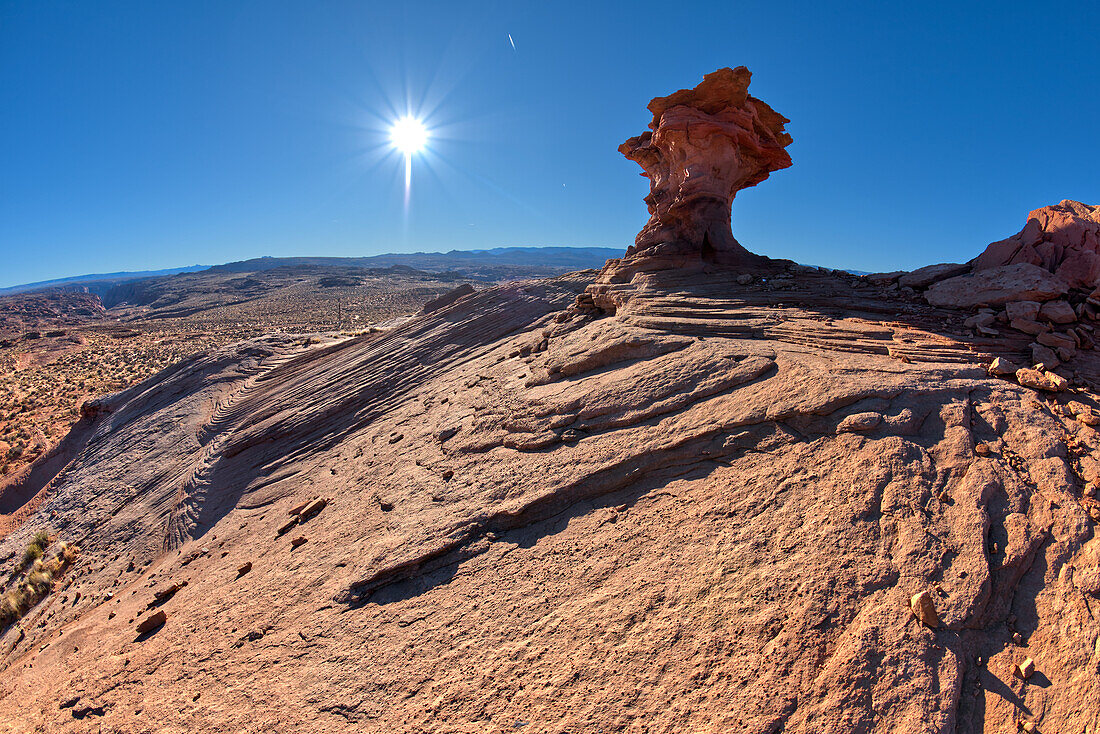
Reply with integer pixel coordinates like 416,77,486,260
613,67,792,275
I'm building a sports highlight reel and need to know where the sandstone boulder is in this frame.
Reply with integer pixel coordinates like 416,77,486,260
135,610,166,636
910,591,939,627
924,263,1069,308
1010,318,1048,335
1016,367,1068,392
1039,299,1076,324
1005,301,1041,322
898,262,970,289
987,357,1020,376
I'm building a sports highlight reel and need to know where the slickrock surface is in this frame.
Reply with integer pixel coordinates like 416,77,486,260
0,260,1098,733
614,67,792,276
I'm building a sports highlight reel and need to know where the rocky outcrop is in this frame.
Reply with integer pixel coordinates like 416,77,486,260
924,263,1069,308
898,262,971,289
613,67,792,274
974,200,1100,288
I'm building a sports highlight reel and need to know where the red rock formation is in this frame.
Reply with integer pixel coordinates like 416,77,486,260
974,200,1100,288
617,67,792,271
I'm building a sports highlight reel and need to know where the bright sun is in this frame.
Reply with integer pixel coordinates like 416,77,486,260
390,116,428,156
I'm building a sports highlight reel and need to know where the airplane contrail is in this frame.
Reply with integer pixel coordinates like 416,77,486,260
507,33,516,51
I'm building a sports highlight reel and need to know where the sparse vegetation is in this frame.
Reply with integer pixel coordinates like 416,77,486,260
0,268,466,477
0,532,78,629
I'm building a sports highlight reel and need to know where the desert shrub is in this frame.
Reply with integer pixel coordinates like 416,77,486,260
17,530,50,571
20,543,42,569
25,570,52,595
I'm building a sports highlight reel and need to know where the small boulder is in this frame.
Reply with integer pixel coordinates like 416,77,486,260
237,562,253,577
837,412,882,433
299,498,327,521
988,357,1020,376
910,591,939,627
963,312,996,329
1068,401,1100,426
1016,368,1068,392
135,610,167,636
1040,299,1076,324
1010,318,1049,335
291,536,308,548
1005,300,1041,322
1031,344,1060,369
1014,657,1036,679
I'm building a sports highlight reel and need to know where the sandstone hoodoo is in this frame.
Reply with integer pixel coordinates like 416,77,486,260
616,66,792,271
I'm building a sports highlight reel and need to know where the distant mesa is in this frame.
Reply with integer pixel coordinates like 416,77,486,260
617,66,793,270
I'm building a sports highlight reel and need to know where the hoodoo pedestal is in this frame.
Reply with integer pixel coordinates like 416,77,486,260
617,66,792,270
582,67,793,314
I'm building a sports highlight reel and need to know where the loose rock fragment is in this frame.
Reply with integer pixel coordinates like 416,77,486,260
135,610,167,636
1016,368,1067,392
237,562,253,577
1040,299,1076,324
298,498,327,521
988,357,1020,376
837,412,882,433
910,591,939,627
1014,657,1035,679
277,518,298,536
975,443,991,456
290,536,308,549
1011,318,1049,335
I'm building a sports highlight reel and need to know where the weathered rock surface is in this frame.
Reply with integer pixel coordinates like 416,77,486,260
974,200,1100,288
611,67,792,279
924,263,1069,308
898,262,971,289
0,260,1097,733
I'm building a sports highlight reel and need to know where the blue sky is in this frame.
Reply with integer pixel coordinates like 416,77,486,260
2,0,1098,287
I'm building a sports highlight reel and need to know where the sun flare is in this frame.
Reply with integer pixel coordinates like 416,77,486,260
390,116,429,156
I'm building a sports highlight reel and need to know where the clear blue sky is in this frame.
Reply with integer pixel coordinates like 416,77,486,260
2,0,1098,287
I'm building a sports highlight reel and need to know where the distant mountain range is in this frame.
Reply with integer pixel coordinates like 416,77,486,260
0,265,210,296
0,247,623,296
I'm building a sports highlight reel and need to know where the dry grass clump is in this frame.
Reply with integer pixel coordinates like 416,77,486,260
0,533,78,629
